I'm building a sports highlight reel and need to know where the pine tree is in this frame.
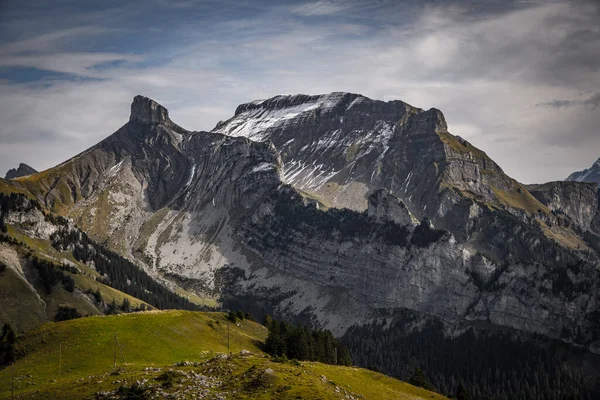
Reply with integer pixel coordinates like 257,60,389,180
0,214,7,233
264,321,284,356
263,315,274,329
63,275,75,292
122,298,131,313
0,323,16,366
107,299,118,315
93,289,102,303
227,311,237,323
456,383,470,400
408,367,435,391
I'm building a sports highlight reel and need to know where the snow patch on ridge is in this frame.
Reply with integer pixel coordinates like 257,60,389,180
214,93,347,141
252,162,275,173
105,158,128,179
346,96,365,111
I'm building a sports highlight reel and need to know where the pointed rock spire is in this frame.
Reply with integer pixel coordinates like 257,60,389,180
129,95,170,125
5,163,37,179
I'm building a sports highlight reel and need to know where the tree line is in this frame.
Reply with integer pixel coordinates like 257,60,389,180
29,257,76,294
50,227,199,311
263,316,352,366
0,192,199,313
343,317,598,400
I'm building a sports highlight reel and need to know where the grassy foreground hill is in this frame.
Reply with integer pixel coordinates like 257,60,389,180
0,311,447,399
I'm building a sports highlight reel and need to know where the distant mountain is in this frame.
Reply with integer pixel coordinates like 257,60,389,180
213,92,542,226
3,93,600,399
4,163,37,179
567,158,600,184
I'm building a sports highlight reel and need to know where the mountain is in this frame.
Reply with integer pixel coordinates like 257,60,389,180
211,93,598,338
213,93,547,226
567,158,600,184
4,163,37,179
3,93,600,399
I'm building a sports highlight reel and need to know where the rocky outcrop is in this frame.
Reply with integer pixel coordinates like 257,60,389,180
5,163,37,179
367,188,417,226
232,180,600,346
527,181,599,229
213,92,424,212
130,95,171,126
3,201,57,240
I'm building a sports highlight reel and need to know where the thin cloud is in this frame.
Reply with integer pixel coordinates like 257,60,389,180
0,0,599,184
536,92,600,109
0,26,112,53
292,0,358,16
0,52,141,78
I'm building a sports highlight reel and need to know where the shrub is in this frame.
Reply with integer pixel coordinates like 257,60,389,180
93,289,102,303
55,306,81,322
0,323,16,366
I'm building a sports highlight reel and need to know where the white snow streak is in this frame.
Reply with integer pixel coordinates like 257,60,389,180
105,158,127,179
251,162,275,173
214,93,347,141
345,96,364,111
185,164,196,187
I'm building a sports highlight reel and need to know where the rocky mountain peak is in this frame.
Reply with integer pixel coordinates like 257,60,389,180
566,158,600,184
233,92,359,116
129,95,171,125
426,108,448,133
4,162,37,179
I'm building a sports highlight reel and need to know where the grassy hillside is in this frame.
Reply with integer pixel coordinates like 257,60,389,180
0,311,447,399
0,224,154,333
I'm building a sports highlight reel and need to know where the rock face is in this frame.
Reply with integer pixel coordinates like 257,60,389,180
0,194,104,332
212,92,543,232
5,163,37,179
367,188,417,226
7,94,600,357
567,158,600,184
130,95,172,125
10,95,194,255
527,181,599,230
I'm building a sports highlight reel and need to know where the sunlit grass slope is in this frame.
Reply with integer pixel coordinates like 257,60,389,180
0,311,447,399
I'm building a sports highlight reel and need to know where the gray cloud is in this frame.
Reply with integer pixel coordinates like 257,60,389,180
536,92,600,109
0,0,599,184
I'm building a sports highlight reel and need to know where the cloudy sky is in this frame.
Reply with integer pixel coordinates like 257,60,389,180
0,0,598,183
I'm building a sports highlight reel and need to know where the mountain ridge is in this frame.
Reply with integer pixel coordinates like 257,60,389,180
213,92,548,222
5,93,599,338
3,93,600,399
4,163,37,180
567,157,600,184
